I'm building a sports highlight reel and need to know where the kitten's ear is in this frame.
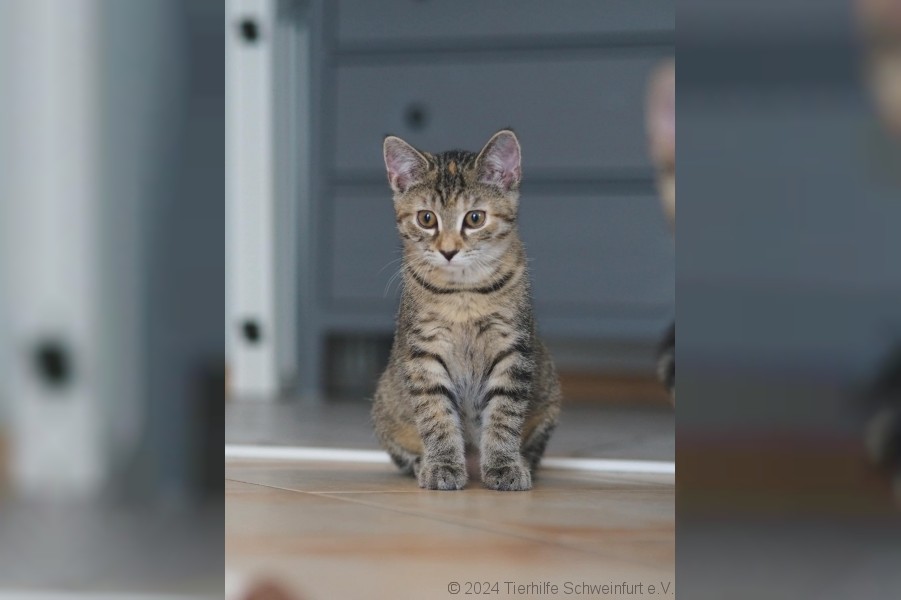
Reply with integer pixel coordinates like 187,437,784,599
646,60,675,166
383,136,429,193
476,129,522,191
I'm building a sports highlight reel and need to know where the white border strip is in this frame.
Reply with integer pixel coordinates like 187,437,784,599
226,445,393,464
225,445,674,475
542,457,674,474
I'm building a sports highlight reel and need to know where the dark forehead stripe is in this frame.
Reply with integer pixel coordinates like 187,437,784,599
431,150,477,206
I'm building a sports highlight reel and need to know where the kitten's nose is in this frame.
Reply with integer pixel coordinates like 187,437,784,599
440,249,459,262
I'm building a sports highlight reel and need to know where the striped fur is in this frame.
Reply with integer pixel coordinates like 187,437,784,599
372,130,561,491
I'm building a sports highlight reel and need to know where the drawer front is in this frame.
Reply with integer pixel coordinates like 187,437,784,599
332,55,668,177
335,0,673,47
326,190,674,317
327,190,403,308
520,192,673,312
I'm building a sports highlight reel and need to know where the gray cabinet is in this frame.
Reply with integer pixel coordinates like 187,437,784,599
333,56,663,176
299,1,675,394
334,0,673,46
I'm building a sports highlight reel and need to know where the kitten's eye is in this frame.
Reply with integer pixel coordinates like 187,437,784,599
464,210,486,229
416,210,437,229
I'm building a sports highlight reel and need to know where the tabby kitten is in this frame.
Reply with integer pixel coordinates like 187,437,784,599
371,129,561,491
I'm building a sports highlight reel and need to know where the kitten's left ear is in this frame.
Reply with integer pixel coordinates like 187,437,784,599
476,129,522,191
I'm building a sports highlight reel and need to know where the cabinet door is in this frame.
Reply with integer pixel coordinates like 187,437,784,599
332,55,668,178
335,0,673,48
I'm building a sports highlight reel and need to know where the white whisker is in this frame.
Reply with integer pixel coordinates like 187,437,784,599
383,254,431,297
375,255,405,276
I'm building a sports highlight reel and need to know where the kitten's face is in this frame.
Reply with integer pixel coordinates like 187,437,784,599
383,130,522,287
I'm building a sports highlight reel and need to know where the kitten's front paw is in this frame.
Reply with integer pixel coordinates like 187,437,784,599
482,460,532,491
417,461,467,490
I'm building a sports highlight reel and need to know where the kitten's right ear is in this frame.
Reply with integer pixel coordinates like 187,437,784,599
476,129,522,191
383,136,429,193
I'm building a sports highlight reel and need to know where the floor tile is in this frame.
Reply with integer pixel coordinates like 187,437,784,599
227,460,672,495
227,460,416,494
226,479,673,600
316,488,673,567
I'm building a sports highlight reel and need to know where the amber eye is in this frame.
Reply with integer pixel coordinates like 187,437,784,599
416,210,437,229
464,210,486,229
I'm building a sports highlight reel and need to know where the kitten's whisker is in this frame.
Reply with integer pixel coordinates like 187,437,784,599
383,268,403,297
384,255,431,297
376,255,405,276
385,262,416,296
472,254,499,281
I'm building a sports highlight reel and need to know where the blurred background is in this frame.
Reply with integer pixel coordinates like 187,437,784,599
678,0,901,597
224,0,675,442
8,0,901,597
0,0,223,596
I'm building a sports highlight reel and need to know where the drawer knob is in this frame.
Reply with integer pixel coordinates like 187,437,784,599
404,103,429,131
241,319,263,345
238,18,260,44
33,338,72,389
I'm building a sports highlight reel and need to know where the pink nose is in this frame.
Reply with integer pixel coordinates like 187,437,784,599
440,250,458,262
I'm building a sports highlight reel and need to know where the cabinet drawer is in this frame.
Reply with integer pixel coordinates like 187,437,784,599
520,192,673,312
326,189,674,316
333,55,668,177
335,0,673,48
326,190,402,308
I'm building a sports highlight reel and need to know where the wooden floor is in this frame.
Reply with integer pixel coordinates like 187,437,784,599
226,459,674,600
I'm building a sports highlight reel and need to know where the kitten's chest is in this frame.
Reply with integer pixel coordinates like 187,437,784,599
429,292,498,324
444,323,490,406
416,313,515,447
410,298,519,408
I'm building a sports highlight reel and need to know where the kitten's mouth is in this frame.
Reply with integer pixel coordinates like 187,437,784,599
431,253,465,268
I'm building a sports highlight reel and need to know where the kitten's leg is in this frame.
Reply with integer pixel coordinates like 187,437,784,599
479,348,533,491
403,349,466,490
521,350,562,475
521,410,559,475
408,383,467,490
372,373,423,477
382,434,421,476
